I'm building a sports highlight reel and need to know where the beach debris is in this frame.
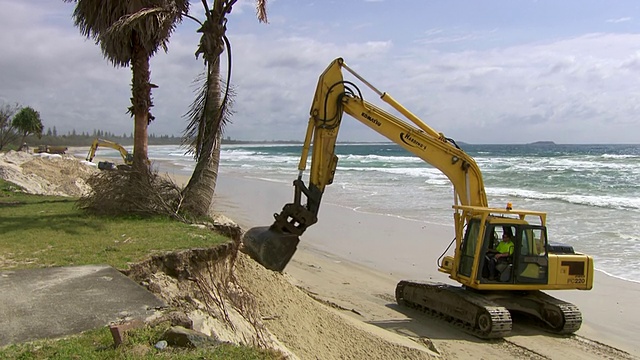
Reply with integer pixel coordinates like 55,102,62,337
162,326,226,349
109,318,144,347
154,340,168,350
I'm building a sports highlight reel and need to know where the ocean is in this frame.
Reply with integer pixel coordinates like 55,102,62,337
81,143,640,284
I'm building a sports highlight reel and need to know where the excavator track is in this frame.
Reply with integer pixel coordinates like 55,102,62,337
489,290,582,335
546,301,582,334
396,281,583,338
396,280,512,339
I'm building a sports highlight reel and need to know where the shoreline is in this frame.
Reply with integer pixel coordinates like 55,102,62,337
76,145,639,282
594,268,640,285
69,144,640,285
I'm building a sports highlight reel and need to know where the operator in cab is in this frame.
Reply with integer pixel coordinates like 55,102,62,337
487,227,515,281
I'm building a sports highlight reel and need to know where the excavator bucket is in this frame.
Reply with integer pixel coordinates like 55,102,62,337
241,226,300,272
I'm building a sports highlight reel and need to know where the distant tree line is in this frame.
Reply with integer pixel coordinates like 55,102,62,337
23,129,182,148
2,125,300,151
0,101,183,150
0,101,299,151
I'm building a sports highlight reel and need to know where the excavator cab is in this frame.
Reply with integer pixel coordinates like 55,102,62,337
482,225,518,282
445,205,591,291
461,220,546,284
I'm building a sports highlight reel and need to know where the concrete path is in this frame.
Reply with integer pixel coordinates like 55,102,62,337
0,265,165,346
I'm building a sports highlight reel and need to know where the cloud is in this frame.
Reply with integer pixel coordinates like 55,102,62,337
383,33,640,143
0,1,133,134
606,17,632,23
416,28,497,45
1,1,639,144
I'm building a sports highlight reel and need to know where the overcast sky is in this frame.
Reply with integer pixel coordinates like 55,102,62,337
1,0,639,144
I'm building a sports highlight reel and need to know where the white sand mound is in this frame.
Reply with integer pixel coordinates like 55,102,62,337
0,150,98,197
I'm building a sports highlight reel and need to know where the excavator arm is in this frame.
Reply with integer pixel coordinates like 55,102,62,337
322,59,487,207
86,138,134,165
243,58,487,271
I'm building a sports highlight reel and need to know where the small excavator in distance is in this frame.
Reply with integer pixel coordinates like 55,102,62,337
86,138,134,170
242,58,594,338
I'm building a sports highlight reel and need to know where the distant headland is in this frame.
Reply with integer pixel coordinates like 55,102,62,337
528,141,556,145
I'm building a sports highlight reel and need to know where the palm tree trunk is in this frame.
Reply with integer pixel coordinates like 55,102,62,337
182,57,223,216
131,31,150,169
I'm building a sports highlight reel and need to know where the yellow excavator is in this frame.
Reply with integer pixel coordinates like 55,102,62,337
86,138,134,170
242,58,594,338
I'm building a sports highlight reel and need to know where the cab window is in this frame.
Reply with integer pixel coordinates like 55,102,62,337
459,219,480,277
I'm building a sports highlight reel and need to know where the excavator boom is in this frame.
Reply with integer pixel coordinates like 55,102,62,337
86,138,134,168
243,58,487,271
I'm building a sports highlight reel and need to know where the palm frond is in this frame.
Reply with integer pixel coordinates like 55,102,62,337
183,71,208,158
216,34,235,136
100,5,186,66
182,0,266,160
182,70,235,160
256,0,268,23
67,0,191,66
107,6,183,52
220,0,237,15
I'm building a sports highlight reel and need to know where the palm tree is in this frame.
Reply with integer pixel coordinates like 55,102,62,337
64,0,190,169
181,0,268,217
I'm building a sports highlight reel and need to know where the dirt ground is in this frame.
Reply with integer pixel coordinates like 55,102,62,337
1,151,636,360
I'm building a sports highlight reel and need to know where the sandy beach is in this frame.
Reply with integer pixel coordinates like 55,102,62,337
209,172,640,359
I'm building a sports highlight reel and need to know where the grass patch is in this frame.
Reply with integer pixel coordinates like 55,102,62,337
0,179,229,270
0,323,282,359
0,179,283,359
